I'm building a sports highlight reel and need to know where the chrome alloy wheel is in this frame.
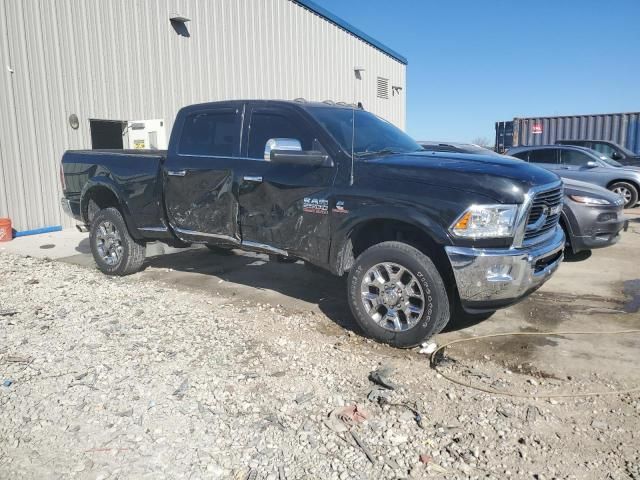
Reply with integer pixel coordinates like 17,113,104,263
95,220,124,266
360,262,425,332
612,185,633,204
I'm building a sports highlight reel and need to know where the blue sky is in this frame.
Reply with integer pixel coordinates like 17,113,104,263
316,0,640,144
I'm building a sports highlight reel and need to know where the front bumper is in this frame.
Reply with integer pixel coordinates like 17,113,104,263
445,226,565,311
569,204,628,253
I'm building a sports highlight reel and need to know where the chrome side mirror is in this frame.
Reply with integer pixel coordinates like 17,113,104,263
264,138,302,161
585,161,599,168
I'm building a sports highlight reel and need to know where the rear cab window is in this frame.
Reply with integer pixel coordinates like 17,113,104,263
178,109,240,157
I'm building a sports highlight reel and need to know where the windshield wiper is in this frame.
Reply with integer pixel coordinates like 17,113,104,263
354,148,401,158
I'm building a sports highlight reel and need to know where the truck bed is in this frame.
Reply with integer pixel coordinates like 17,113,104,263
61,149,167,234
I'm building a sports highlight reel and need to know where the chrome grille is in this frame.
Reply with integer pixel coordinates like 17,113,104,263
524,186,563,243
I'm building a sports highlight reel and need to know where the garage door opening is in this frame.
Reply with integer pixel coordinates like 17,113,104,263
90,119,126,149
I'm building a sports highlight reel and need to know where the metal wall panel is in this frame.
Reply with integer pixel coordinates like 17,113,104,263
0,0,406,231
510,113,640,154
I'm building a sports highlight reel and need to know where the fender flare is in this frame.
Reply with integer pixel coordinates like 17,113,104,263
80,177,141,239
329,206,451,274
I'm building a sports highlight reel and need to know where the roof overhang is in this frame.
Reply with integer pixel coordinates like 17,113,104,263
293,0,408,65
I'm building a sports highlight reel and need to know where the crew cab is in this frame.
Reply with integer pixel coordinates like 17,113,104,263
61,100,565,348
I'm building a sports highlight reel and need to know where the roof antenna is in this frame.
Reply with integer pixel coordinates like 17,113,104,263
351,67,365,186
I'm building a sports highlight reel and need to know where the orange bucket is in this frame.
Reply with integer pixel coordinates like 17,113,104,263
0,218,12,242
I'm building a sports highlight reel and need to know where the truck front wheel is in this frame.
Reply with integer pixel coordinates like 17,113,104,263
347,241,450,348
90,207,146,276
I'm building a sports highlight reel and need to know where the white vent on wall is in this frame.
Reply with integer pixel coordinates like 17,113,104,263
376,77,389,99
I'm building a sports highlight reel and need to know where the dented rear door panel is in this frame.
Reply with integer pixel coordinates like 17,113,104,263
163,104,243,244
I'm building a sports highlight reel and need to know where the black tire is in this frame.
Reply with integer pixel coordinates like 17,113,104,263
347,241,450,348
560,221,574,255
90,207,146,276
205,244,234,255
609,181,638,208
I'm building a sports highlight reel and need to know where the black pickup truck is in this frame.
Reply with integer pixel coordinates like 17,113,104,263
61,100,565,347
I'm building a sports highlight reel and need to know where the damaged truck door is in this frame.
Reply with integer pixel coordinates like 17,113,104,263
164,104,243,244
237,104,337,261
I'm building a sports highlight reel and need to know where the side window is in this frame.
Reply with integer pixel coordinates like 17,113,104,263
179,111,239,156
591,142,615,157
560,150,591,166
528,149,557,164
247,111,314,159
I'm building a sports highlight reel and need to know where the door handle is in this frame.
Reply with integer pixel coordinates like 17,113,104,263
167,170,187,177
243,175,263,182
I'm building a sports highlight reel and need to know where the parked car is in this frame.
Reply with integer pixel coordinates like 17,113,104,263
506,145,640,208
556,140,640,167
420,141,628,253
560,179,627,254
418,141,501,156
61,100,565,348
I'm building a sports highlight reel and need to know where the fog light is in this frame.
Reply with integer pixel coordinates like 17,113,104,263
486,264,513,282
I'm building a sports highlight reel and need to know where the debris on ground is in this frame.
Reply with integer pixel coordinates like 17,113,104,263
419,341,438,355
324,404,370,432
367,387,392,404
3,355,32,364
172,378,189,398
368,364,398,390
350,431,375,464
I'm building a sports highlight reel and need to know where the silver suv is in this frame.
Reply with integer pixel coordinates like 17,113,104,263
507,145,640,208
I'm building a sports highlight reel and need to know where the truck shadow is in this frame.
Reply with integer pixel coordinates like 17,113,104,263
142,246,483,337
143,247,359,333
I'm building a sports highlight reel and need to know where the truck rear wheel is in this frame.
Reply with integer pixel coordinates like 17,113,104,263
347,241,450,348
90,207,146,276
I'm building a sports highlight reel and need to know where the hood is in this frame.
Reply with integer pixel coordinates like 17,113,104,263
618,165,640,173
363,151,560,204
562,178,623,204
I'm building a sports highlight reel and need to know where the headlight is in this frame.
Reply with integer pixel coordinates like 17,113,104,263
450,204,519,239
568,195,611,206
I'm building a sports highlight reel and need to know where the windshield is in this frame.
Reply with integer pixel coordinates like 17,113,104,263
618,145,637,157
307,107,422,157
598,154,624,167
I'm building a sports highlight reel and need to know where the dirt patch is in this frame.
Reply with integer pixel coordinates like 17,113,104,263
443,328,560,366
515,290,630,330
623,279,640,313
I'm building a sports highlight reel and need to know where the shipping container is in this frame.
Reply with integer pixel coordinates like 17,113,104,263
495,112,640,154
494,121,514,153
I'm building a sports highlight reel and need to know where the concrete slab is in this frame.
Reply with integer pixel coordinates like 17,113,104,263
0,228,89,259
0,228,187,260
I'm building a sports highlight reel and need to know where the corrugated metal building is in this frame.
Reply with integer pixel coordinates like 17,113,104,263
495,112,640,153
0,0,407,231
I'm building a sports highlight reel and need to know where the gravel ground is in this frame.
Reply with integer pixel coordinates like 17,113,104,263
1,252,639,479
